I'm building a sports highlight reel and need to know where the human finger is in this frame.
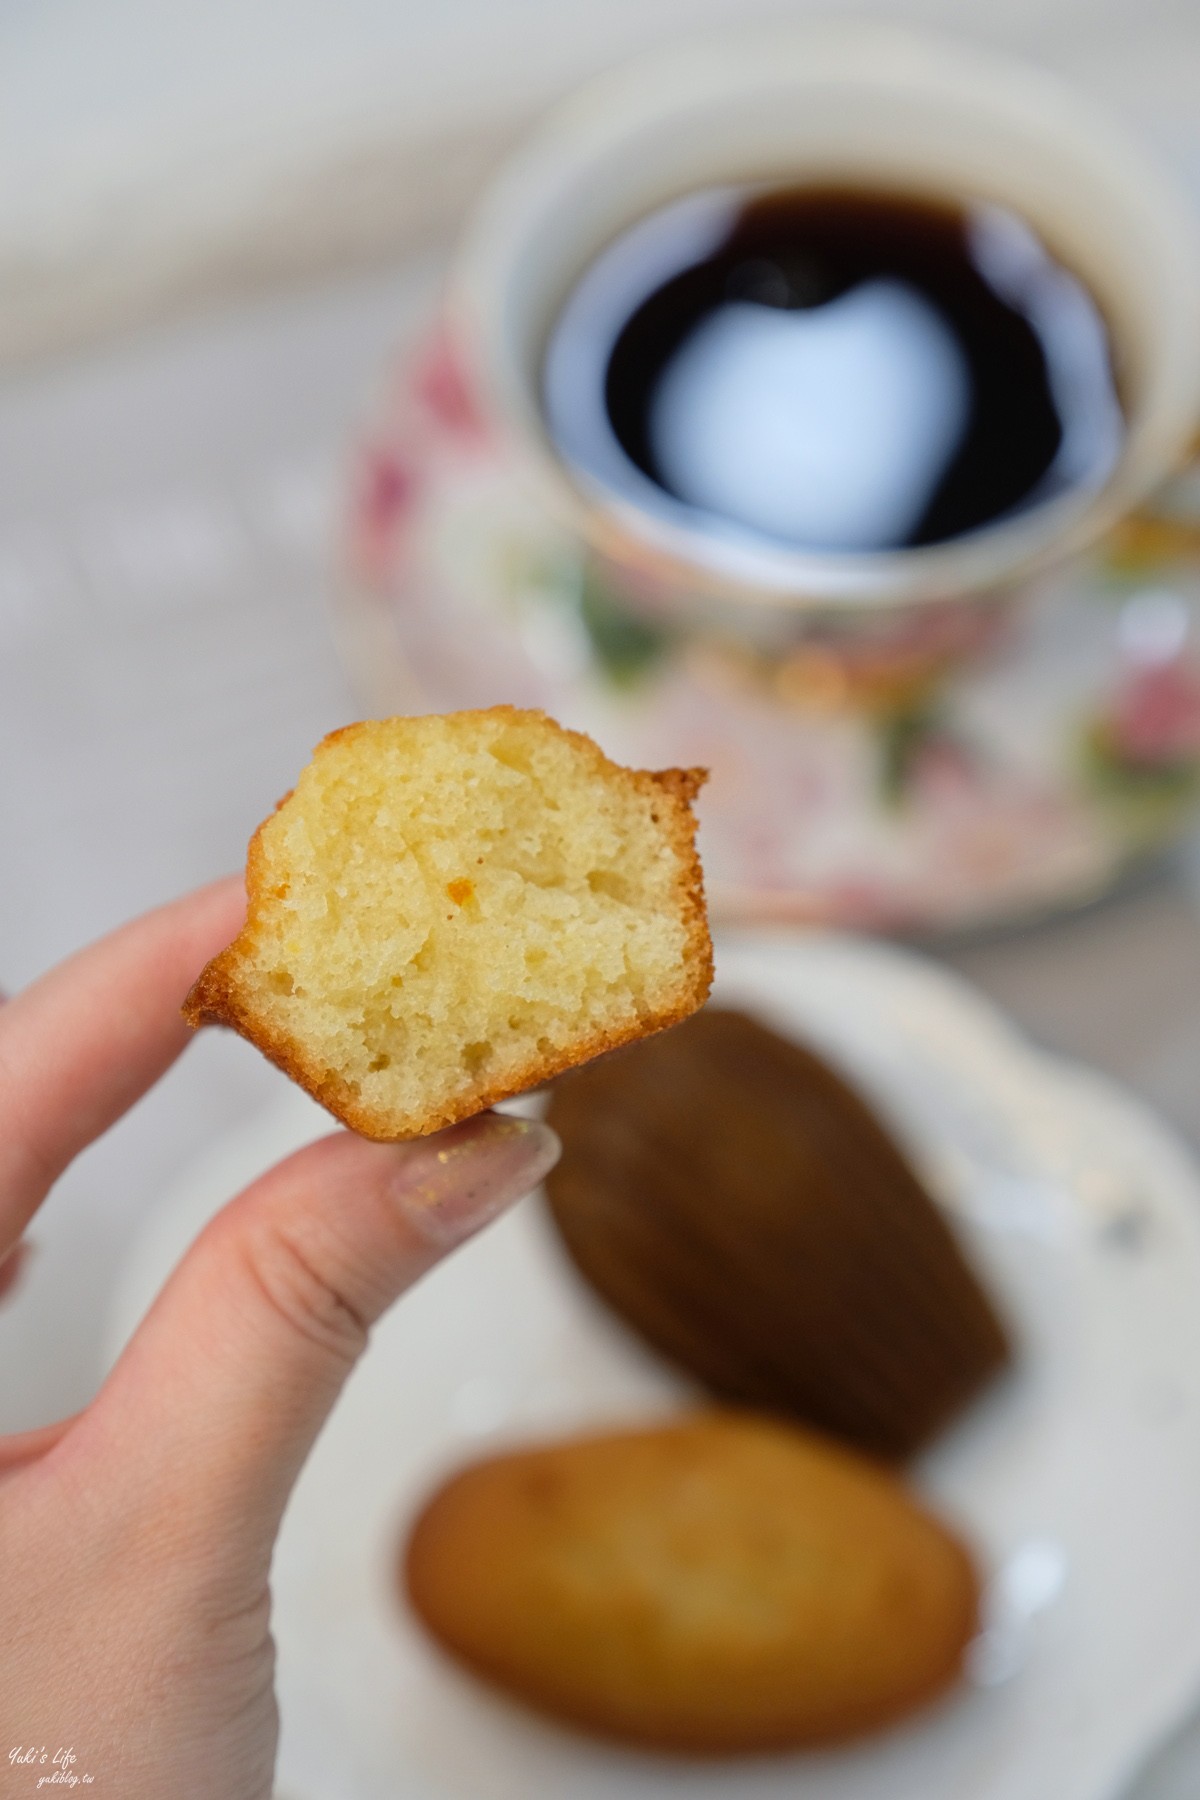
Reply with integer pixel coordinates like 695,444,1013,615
0,878,244,1256
72,1111,560,1581
0,1239,31,1303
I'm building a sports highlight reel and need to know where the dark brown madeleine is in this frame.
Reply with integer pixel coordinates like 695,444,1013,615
543,1008,1011,1460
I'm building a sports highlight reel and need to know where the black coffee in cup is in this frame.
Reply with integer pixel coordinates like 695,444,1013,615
543,185,1124,555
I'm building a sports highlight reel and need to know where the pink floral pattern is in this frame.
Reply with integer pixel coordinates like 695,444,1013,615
335,319,1200,931
1102,660,1200,769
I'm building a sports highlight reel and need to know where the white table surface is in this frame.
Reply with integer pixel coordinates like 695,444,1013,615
4,6,1200,1792
4,0,1200,363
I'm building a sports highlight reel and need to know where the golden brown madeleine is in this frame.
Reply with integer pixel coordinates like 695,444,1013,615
184,708,711,1139
544,1008,1010,1460
403,1413,979,1754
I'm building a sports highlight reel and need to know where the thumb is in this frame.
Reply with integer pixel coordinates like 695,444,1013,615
79,1112,560,1578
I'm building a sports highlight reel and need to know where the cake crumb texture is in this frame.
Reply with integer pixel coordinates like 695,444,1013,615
184,707,711,1138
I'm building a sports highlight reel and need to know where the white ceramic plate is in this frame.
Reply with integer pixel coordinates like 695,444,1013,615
105,932,1200,1800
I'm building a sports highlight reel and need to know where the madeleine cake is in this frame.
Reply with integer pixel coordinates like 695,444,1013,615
403,1412,980,1753
544,1007,1010,1459
184,707,711,1138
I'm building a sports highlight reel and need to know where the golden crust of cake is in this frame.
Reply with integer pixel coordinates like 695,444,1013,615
184,707,712,1140
403,1412,980,1754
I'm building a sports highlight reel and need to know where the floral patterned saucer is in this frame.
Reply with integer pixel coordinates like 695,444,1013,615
336,325,1200,933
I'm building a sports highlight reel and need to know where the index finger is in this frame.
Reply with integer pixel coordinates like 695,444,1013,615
0,878,245,1257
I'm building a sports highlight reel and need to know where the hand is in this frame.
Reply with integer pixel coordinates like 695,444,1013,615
0,882,560,1797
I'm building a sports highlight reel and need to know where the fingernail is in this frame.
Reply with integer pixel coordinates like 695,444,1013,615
394,1113,561,1247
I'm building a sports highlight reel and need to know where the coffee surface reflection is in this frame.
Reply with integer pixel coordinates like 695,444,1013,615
543,186,1124,555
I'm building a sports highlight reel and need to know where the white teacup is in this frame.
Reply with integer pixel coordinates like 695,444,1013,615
450,20,1200,612
340,24,1200,931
